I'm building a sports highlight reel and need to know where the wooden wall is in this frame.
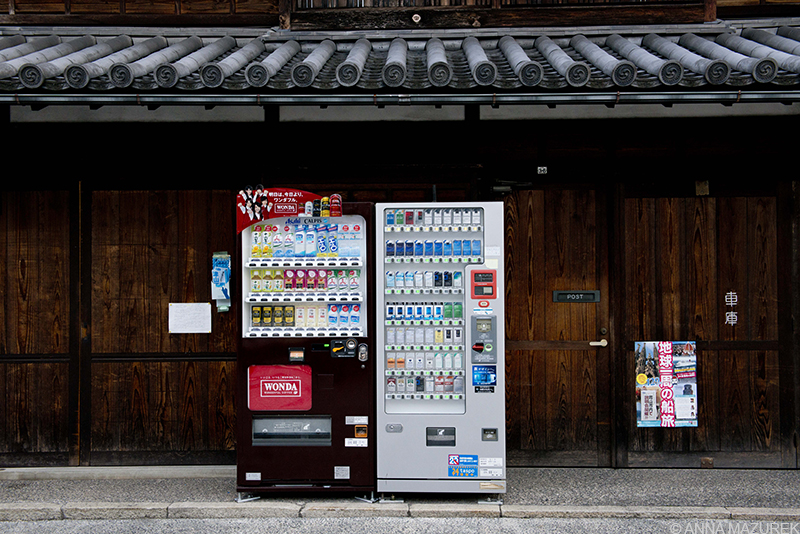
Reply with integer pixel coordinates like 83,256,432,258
0,170,479,465
0,190,71,465
89,190,238,464
622,196,784,467
504,187,792,469
0,119,796,468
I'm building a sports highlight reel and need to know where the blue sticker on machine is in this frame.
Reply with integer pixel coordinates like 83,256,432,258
472,365,497,387
448,454,478,477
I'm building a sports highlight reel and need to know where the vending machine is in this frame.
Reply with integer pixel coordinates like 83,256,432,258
375,202,506,494
236,196,375,494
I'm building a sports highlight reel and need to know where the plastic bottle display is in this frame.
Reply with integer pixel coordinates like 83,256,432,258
243,214,367,337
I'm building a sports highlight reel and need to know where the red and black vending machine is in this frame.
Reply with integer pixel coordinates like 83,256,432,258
235,191,374,496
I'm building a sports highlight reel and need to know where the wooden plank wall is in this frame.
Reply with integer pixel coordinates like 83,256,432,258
624,196,781,467
0,190,71,465
505,188,610,466
0,173,478,466
89,190,238,464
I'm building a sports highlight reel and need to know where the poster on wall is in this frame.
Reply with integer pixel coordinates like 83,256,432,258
635,341,698,428
236,186,323,234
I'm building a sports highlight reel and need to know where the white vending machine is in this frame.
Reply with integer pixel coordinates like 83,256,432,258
375,202,506,494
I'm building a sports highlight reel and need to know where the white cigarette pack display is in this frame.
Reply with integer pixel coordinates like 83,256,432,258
375,202,506,494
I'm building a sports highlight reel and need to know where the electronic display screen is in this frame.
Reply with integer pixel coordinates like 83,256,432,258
474,272,494,283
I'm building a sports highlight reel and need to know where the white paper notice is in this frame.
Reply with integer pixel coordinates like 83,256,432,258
169,303,212,334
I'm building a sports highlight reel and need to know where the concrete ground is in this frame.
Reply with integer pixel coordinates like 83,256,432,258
0,466,798,522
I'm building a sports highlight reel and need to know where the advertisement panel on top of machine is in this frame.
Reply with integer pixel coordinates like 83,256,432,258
375,202,506,494
235,194,376,496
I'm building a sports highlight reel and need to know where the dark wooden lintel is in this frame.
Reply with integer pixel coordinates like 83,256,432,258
288,4,708,30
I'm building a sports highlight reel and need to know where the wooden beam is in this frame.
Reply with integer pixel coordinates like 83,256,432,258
288,4,707,30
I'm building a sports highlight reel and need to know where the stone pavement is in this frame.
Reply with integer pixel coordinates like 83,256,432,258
0,465,799,522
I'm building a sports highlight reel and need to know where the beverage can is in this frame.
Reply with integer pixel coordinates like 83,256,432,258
262,225,274,257
326,270,337,291
262,305,273,327
251,225,262,258
294,225,305,256
271,227,283,257
349,269,360,290
262,270,274,292
330,194,342,217
284,305,295,327
283,226,294,257
327,304,339,327
305,227,317,257
251,270,262,293
273,271,284,292
316,225,329,256
306,269,318,291
327,224,339,256
284,269,295,291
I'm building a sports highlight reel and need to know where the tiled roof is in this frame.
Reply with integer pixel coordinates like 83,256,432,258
2,21,800,98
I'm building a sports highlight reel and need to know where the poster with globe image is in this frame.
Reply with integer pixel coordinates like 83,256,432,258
635,341,698,428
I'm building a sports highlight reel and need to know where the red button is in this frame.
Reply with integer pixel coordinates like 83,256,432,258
479,301,490,308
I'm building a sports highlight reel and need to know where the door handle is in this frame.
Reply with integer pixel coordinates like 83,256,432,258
589,339,608,347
